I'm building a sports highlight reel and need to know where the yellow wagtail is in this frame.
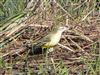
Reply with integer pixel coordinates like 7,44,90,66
31,26,67,54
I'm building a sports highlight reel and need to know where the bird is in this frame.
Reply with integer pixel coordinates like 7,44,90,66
30,26,67,54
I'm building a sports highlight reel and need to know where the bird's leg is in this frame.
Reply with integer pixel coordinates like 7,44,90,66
43,48,49,60
44,48,50,71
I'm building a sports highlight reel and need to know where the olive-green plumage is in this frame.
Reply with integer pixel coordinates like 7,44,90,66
31,26,67,54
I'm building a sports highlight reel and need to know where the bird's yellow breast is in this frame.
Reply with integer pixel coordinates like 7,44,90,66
43,31,62,48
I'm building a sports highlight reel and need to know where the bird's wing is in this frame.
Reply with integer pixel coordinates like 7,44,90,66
33,34,51,48
31,35,51,54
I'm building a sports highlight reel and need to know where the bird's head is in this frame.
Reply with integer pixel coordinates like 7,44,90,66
52,25,69,34
57,26,67,33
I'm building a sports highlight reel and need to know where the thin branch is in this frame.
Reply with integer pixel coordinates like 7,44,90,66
54,0,74,21
82,8,94,21
0,48,25,59
58,43,75,52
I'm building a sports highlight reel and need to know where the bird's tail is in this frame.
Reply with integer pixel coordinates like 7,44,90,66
32,45,47,54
